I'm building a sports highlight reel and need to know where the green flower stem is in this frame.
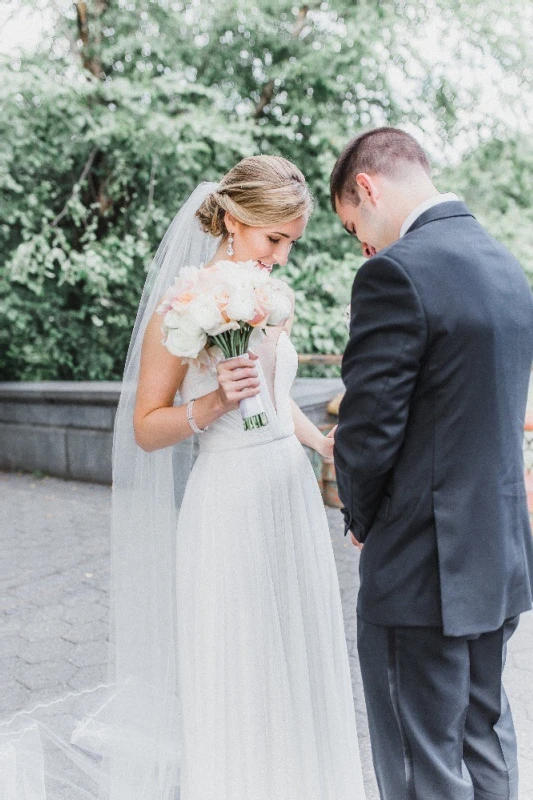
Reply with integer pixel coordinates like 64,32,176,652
209,322,254,359
243,413,268,431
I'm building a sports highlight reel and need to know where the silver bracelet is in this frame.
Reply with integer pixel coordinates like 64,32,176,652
187,399,209,434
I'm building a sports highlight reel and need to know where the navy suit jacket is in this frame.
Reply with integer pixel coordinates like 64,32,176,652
334,201,533,636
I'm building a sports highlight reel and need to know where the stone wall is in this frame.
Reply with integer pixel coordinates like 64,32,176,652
0,379,342,484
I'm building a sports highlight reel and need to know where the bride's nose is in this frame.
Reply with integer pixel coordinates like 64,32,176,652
274,245,291,267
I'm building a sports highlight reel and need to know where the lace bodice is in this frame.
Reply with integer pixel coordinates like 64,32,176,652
179,328,298,452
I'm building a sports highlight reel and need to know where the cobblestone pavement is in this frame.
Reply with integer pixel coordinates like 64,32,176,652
2,470,532,799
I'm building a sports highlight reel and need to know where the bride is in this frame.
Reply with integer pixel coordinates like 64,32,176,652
0,156,365,800
134,155,365,798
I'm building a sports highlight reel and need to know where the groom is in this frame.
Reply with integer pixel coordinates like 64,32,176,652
329,127,533,800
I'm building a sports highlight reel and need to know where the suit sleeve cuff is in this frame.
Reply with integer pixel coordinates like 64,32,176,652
340,506,353,537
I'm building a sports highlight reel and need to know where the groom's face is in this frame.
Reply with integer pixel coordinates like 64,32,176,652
334,171,394,255
334,194,379,258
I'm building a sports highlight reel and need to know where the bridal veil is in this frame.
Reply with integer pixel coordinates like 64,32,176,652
0,182,220,799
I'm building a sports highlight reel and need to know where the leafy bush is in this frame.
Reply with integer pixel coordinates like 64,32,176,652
1,1,531,380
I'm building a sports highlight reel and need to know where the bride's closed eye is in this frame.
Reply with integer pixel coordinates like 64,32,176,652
268,236,296,248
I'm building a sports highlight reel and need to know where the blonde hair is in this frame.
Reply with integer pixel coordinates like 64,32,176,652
196,155,313,238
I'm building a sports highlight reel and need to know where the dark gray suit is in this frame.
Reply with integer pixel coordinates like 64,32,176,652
334,201,533,799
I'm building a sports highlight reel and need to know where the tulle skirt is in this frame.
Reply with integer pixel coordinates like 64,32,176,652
175,432,365,799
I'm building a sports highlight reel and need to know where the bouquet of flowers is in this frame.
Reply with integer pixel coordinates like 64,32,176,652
156,260,293,430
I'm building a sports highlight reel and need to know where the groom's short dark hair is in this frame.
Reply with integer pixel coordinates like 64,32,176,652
330,127,432,210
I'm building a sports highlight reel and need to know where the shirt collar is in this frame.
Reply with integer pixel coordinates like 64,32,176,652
399,192,460,238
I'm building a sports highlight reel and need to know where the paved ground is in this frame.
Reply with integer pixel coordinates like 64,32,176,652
1,470,533,798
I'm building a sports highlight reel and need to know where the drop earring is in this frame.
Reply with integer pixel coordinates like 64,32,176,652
227,233,234,256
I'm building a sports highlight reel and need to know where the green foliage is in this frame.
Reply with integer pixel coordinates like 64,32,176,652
0,0,531,379
440,136,533,285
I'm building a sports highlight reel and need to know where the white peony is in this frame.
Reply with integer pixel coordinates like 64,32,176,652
269,275,293,298
188,295,224,334
225,290,257,322
162,309,182,329
164,326,207,359
208,319,241,336
162,309,207,358
268,292,292,326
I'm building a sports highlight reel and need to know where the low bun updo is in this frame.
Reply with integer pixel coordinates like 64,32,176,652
195,155,313,239
195,191,228,238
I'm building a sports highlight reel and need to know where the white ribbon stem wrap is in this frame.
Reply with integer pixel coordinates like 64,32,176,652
239,392,266,419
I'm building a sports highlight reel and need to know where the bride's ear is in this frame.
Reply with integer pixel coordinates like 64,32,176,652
224,210,238,234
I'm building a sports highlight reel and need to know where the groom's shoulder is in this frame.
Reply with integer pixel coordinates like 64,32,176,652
360,238,418,277
377,213,522,271
352,244,422,301
360,217,530,301
354,232,453,296
377,231,436,265
363,216,481,275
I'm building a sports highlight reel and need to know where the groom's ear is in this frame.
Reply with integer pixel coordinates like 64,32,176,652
355,172,379,205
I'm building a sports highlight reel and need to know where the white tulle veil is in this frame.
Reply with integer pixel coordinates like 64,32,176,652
0,182,221,799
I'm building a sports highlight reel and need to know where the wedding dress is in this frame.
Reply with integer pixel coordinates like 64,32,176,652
174,323,365,799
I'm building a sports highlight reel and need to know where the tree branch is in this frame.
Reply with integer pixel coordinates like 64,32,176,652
51,147,98,228
292,4,310,38
253,5,312,118
254,79,275,119
75,0,108,79
75,1,89,51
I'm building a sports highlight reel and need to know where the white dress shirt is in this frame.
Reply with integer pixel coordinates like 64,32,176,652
399,192,460,238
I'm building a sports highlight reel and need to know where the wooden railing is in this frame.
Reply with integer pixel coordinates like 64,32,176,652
298,354,342,365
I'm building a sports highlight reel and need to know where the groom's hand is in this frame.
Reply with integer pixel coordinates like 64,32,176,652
326,424,337,439
350,533,364,551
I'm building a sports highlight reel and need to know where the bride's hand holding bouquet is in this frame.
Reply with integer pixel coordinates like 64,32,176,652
215,350,261,415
